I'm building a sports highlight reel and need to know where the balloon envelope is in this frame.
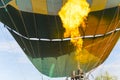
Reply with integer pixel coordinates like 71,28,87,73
0,0,120,77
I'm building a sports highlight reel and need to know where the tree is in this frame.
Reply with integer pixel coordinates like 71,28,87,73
95,72,117,80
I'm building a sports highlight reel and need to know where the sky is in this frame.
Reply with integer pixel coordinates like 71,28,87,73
0,22,120,80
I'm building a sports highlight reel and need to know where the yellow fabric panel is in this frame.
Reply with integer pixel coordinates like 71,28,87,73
8,0,110,14
9,0,19,10
91,0,108,11
31,0,48,14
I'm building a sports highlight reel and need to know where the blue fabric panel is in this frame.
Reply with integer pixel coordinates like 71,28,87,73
106,0,120,9
0,0,11,6
47,0,62,15
87,0,92,7
16,0,32,12
3,0,11,4
0,1,3,6
87,0,92,5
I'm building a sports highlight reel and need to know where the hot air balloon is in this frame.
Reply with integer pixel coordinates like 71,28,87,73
0,0,120,78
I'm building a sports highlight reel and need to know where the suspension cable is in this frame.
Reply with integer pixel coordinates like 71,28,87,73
1,0,32,57
88,6,120,76
17,7,36,58
84,7,106,72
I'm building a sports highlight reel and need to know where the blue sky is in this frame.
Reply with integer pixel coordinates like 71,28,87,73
0,22,120,80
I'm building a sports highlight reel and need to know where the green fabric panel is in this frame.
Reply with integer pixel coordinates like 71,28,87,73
47,0,62,15
16,0,32,12
106,0,120,9
30,52,77,77
29,49,101,77
49,63,55,77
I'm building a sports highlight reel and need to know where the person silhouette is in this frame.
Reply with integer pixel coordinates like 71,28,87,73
71,70,76,80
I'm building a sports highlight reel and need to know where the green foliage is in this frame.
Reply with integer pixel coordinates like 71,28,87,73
95,72,117,80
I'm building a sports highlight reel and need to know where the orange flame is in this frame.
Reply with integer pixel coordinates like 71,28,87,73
58,0,90,63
